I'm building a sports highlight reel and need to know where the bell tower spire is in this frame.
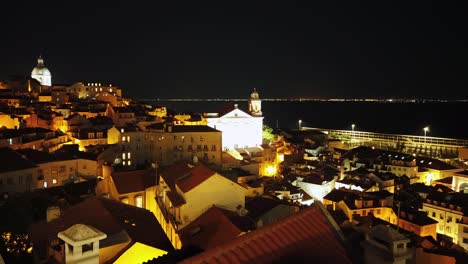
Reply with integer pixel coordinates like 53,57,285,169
248,88,262,117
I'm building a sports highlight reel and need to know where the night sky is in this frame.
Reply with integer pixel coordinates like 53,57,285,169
1,1,466,99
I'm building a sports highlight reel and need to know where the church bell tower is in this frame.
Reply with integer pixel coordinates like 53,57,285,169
248,88,262,117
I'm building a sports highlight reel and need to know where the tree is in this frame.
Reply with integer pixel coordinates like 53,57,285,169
262,125,276,144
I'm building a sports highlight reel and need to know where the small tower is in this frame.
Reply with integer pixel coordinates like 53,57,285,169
58,224,107,264
248,88,262,117
31,55,52,86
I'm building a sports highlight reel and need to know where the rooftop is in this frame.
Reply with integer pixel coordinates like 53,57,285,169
180,204,351,264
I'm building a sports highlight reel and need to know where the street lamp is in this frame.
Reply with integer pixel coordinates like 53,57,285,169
298,119,302,130
423,126,429,146
351,124,355,144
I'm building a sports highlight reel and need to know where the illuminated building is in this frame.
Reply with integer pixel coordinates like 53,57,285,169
416,157,463,185
421,192,467,246
17,148,99,189
0,113,23,129
66,82,122,99
103,169,156,209
323,189,398,224
105,106,136,127
155,162,246,248
452,170,468,192
0,147,38,193
107,123,222,168
205,89,263,150
31,55,52,86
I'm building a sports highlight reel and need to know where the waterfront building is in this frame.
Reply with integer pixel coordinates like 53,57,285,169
31,55,52,86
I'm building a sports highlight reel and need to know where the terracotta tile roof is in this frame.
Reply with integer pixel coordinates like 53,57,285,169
175,165,216,193
111,169,156,194
0,147,38,173
172,125,219,133
179,206,255,250
160,161,193,189
166,191,186,207
112,106,134,113
29,197,173,260
180,204,352,264
245,196,282,219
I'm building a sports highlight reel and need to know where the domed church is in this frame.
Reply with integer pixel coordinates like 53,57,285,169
31,55,52,86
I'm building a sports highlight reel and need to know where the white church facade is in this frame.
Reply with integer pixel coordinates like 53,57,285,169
31,55,52,86
205,89,263,150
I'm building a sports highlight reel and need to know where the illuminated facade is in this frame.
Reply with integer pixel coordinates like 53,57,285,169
205,89,263,150
106,124,222,168
155,162,246,248
66,82,122,99
422,194,466,245
31,55,52,86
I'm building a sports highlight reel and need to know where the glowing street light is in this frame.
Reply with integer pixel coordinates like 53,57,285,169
298,119,302,130
423,126,429,146
351,124,355,144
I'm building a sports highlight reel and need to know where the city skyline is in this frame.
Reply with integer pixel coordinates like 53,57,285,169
1,1,466,99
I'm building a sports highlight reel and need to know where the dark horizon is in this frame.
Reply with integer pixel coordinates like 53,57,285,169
1,1,466,99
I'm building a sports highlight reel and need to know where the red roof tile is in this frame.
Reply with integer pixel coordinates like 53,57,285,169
179,207,242,250
160,161,193,189
180,204,352,264
166,191,186,207
111,169,156,194
176,165,216,193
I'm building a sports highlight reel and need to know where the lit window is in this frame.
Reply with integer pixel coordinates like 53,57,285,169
123,161,126,166
52,179,57,184
128,161,131,166
122,153,126,159
127,137,131,142
43,182,48,188
127,152,131,159
135,196,143,208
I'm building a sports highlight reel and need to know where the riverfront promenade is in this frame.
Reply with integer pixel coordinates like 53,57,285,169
304,127,468,159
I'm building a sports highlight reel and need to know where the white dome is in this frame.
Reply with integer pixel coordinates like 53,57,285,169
31,56,51,76
32,66,51,76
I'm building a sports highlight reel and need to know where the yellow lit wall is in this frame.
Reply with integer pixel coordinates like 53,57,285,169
114,242,167,264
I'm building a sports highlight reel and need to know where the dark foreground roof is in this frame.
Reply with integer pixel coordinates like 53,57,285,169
179,204,352,264
30,197,173,260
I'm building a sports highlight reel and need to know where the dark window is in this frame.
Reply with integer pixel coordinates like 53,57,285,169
82,243,93,254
